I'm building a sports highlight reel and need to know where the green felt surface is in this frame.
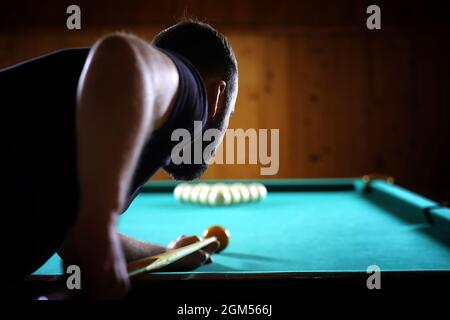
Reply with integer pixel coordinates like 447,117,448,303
34,180,450,275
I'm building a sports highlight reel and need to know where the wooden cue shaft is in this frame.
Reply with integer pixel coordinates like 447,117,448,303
127,237,217,278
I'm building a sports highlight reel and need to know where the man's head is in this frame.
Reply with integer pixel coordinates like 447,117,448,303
153,20,238,180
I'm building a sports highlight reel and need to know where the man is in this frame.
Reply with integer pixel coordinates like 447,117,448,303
1,20,238,298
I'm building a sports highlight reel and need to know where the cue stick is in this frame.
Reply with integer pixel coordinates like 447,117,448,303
127,236,217,278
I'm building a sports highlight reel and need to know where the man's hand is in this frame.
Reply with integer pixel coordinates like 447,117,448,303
62,214,130,299
165,235,220,271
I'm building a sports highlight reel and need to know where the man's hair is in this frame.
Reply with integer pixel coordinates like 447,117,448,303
153,20,238,128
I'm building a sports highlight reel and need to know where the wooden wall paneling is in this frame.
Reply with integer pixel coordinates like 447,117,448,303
369,34,413,186
256,33,291,178
411,33,450,198
0,24,449,198
331,34,369,178
292,34,334,177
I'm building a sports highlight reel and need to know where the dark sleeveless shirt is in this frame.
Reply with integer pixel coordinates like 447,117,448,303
0,47,207,283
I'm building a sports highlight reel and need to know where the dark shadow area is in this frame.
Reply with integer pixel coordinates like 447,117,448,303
220,252,286,263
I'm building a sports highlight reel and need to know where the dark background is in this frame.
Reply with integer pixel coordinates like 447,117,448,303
1,0,449,201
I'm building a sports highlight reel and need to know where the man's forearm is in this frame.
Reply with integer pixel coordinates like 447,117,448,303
119,233,167,262
58,230,166,263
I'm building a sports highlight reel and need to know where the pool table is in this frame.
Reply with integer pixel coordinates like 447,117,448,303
23,178,450,299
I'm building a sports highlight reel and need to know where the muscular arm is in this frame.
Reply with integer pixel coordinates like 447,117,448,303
76,33,178,220
59,232,166,262
61,33,178,298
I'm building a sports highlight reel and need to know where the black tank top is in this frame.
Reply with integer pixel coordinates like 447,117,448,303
0,48,207,222
0,48,207,284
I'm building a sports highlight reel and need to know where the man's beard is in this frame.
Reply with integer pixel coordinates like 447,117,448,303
163,115,228,181
163,161,209,181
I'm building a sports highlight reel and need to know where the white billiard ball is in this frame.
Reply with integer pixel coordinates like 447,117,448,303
215,187,232,206
189,183,207,203
207,184,228,206
248,184,260,201
180,184,193,202
207,186,220,206
207,188,217,206
213,183,227,190
229,185,242,204
233,183,251,202
254,183,267,200
198,185,212,205
173,183,187,201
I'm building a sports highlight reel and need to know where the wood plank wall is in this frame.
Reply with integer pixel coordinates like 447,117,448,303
0,1,449,200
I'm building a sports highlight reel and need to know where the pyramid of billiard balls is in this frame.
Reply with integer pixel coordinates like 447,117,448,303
173,183,267,206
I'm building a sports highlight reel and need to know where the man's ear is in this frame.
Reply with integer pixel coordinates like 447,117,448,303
207,80,226,119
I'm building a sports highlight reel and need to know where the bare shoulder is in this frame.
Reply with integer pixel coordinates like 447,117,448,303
90,32,179,129
92,32,174,72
